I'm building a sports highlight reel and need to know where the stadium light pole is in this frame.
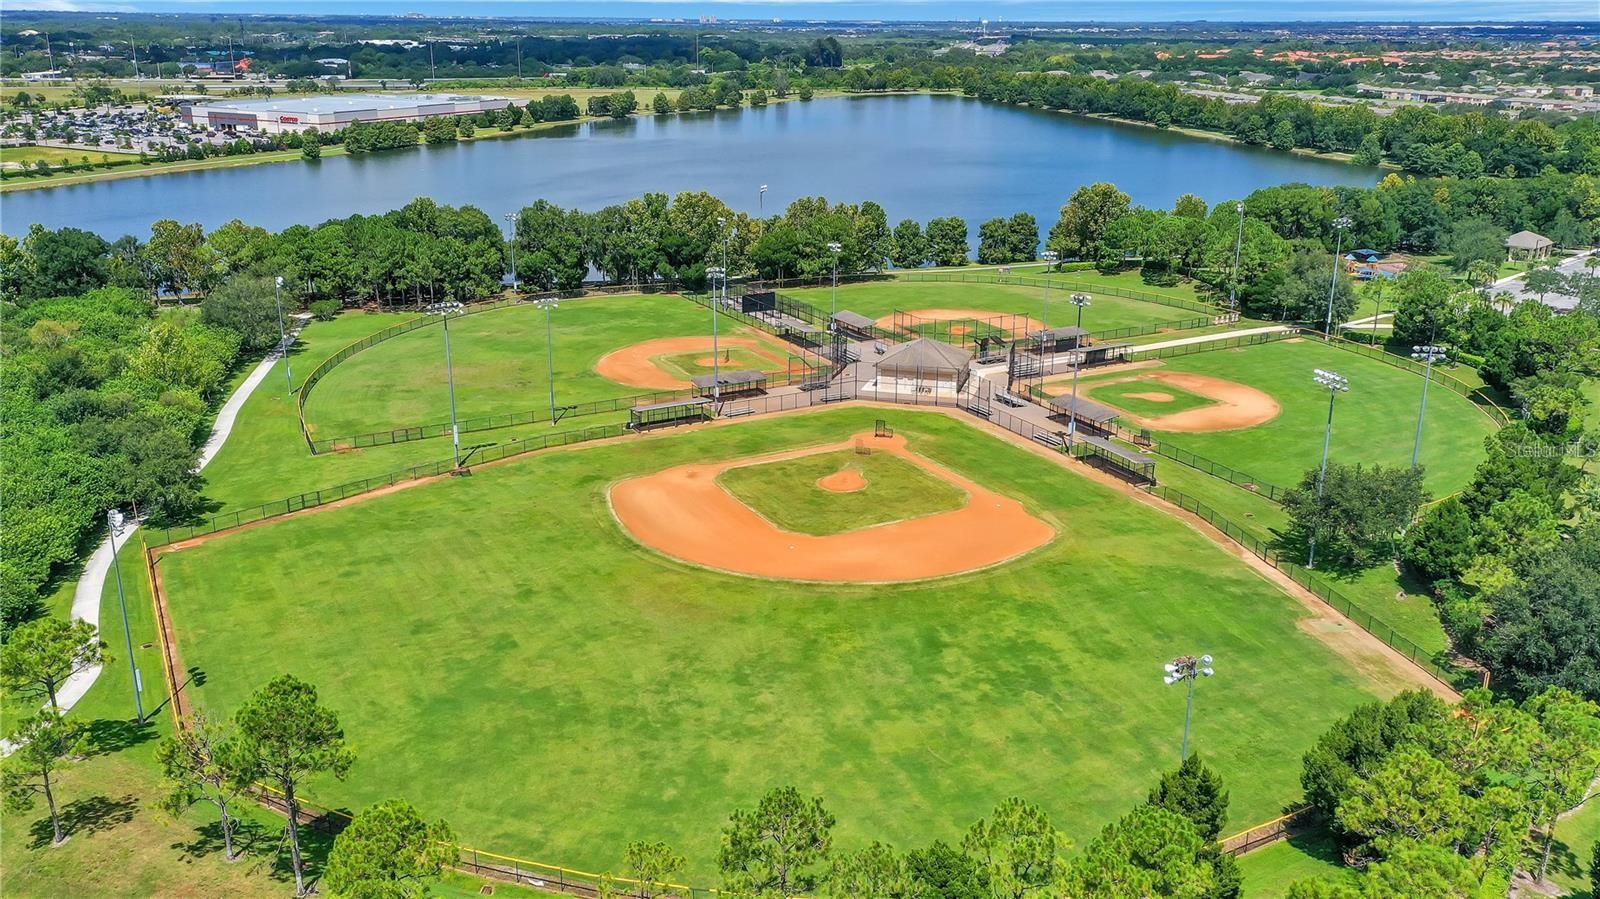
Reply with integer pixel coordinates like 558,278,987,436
1229,201,1245,312
106,510,145,726
503,212,518,294
1066,293,1091,444
1163,654,1214,761
707,266,726,402
1307,369,1350,569
1410,345,1446,469
1323,216,1353,341
759,183,767,212
827,241,843,318
273,276,293,395
1041,250,1059,327
537,297,559,423
426,302,465,469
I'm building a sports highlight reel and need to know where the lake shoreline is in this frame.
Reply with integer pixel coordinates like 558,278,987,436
0,89,830,194
2,92,1381,239
0,88,1387,196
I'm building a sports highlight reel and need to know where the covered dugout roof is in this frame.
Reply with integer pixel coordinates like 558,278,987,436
633,396,712,413
1047,395,1120,423
875,338,972,376
1028,325,1090,341
691,370,766,390
831,310,876,329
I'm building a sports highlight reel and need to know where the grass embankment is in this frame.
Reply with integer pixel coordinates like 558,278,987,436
157,407,1420,878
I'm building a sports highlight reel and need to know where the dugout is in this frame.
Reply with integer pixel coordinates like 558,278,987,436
691,369,767,398
1077,342,1132,366
629,397,711,431
831,310,877,341
1028,325,1090,352
1047,395,1120,435
1072,435,1156,484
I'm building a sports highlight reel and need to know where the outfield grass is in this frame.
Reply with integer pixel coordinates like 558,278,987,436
1086,379,1218,418
158,406,1419,878
302,294,787,440
1115,339,1499,495
1147,461,1451,657
718,447,968,535
781,280,1197,333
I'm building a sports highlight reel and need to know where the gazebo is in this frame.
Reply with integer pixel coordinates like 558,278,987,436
1505,230,1554,260
871,338,973,397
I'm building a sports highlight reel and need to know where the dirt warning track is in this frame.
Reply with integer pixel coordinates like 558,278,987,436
609,433,1055,582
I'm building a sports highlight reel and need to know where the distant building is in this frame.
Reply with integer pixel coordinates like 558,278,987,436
22,70,68,83
182,93,514,135
1505,230,1554,259
1237,71,1274,84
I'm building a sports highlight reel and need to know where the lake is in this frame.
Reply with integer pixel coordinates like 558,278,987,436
1,93,1381,239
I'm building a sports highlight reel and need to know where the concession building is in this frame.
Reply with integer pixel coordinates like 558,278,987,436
181,93,514,134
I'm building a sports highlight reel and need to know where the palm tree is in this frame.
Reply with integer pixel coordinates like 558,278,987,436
1465,259,1498,298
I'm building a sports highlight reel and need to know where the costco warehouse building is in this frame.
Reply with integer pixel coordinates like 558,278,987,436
181,93,515,135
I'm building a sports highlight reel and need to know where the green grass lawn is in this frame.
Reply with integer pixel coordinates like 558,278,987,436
157,406,1422,879
196,311,480,513
1545,797,1600,898
1148,461,1451,658
302,294,780,440
718,447,968,535
0,145,125,167
781,280,1198,333
1127,339,1499,495
1237,828,1356,898
1087,379,1219,418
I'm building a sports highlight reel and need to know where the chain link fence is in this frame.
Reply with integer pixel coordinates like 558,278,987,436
1148,484,1459,688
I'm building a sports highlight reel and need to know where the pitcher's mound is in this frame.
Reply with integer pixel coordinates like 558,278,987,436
817,467,868,493
609,433,1054,582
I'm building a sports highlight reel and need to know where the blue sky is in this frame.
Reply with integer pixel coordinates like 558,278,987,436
7,0,1597,23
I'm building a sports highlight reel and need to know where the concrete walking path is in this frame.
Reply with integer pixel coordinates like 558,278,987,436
1129,324,1292,354
11,344,288,737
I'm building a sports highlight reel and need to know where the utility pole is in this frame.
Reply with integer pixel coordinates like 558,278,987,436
1162,654,1214,761
426,303,464,468
1308,369,1350,569
1324,216,1352,340
1229,201,1245,311
1041,250,1059,327
106,510,145,726
503,212,518,293
538,297,559,422
1410,346,1445,468
1066,294,1091,444
273,276,293,395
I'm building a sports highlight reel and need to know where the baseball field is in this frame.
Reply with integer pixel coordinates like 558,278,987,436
152,403,1439,877
302,294,805,442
